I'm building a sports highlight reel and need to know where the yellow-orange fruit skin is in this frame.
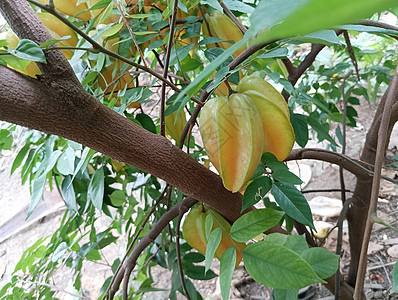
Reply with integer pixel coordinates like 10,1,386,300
241,89,295,161
201,10,245,58
236,75,290,118
199,94,264,192
165,107,187,143
36,0,91,20
182,204,246,268
37,13,78,59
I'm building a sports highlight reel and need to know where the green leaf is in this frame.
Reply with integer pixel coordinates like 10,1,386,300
223,0,255,13
283,235,309,255
169,44,195,66
184,264,217,280
243,241,324,289
301,248,339,279
56,147,75,175
272,182,314,229
241,176,272,212
88,167,104,211
205,228,222,273
291,30,341,46
86,248,102,261
261,153,289,171
338,24,398,36
136,113,157,134
220,247,236,300
200,0,223,12
101,23,124,38
109,190,126,207
52,242,68,262
98,2,114,25
27,150,62,218
290,113,308,148
256,48,289,59
61,176,78,213
272,170,303,185
230,208,284,242
183,252,205,263
11,142,30,174
392,261,398,293
205,214,213,241
70,147,95,184
250,0,398,44
306,115,338,146
273,289,299,300
10,39,46,63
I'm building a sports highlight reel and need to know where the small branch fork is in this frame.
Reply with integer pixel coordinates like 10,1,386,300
353,65,398,300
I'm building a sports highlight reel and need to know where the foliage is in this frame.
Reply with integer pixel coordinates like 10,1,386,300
0,0,398,299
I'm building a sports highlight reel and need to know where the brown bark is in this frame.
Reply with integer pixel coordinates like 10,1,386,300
346,89,398,287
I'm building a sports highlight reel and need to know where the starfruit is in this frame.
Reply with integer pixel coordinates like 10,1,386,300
182,203,246,268
165,106,187,143
199,93,264,192
37,13,79,60
202,10,245,58
236,77,295,161
236,75,290,118
36,0,91,20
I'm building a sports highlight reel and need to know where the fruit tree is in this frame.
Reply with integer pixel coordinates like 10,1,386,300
1,0,398,299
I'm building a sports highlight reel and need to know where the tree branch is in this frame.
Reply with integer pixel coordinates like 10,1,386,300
0,0,77,79
353,64,398,299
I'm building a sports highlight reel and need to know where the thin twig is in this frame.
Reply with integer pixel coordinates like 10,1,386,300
115,0,147,68
219,2,246,33
105,185,170,299
160,0,179,137
301,188,354,194
353,65,398,299
336,72,352,300
343,32,360,80
108,197,198,299
176,206,191,300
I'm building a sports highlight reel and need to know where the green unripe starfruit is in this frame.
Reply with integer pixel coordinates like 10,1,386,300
182,203,246,268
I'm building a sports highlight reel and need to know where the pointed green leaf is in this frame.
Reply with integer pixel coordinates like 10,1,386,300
243,241,324,289
272,182,314,229
241,176,272,212
205,228,222,273
230,208,284,242
220,247,236,300
301,247,339,279
61,176,78,213
88,167,104,211
10,39,46,63
56,147,75,175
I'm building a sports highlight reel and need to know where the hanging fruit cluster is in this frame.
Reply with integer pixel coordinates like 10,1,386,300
182,203,246,268
199,76,295,193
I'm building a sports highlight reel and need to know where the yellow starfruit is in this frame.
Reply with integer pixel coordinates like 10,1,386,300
164,107,187,143
202,10,245,58
199,93,264,192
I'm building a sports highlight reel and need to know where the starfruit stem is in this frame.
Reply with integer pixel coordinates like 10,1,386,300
224,79,236,96
201,202,206,213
